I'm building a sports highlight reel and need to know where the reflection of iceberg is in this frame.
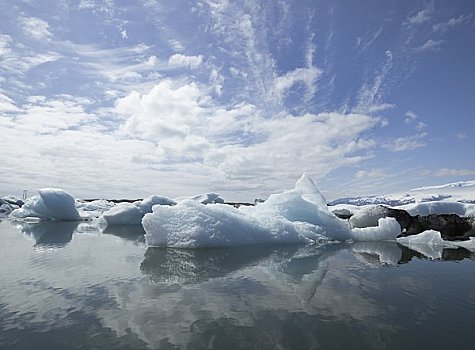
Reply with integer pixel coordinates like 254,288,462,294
141,245,294,284
102,225,146,243
351,241,402,266
16,220,79,248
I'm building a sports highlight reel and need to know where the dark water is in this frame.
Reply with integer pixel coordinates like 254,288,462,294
1,220,475,350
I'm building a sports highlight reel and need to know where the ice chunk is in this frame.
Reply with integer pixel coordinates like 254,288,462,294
135,195,176,213
349,217,401,241
397,230,475,259
177,192,224,204
98,202,144,225
77,199,116,218
397,230,449,259
10,188,80,221
98,195,175,226
0,199,18,216
349,205,389,228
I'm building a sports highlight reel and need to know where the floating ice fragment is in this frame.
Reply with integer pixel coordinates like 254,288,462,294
98,194,175,226
10,188,80,221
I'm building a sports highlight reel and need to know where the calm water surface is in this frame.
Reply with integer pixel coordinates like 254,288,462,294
1,219,475,349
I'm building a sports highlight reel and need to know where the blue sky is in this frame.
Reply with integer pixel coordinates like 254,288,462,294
0,0,474,201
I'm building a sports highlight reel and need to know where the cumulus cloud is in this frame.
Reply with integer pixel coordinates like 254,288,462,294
168,54,203,69
115,80,380,194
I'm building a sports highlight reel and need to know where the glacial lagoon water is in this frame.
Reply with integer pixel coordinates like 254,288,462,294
1,219,475,350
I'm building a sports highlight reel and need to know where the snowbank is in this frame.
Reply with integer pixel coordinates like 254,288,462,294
143,174,402,248
10,188,80,221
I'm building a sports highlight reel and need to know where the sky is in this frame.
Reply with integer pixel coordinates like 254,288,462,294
0,0,474,201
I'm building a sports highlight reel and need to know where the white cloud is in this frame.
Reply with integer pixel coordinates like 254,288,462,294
433,14,473,32
168,54,203,69
0,93,19,113
114,81,380,195
383,134,426,152
275,66,322,101
457,133,466,140
356,169,386,179
354,103,395,115
404,111,427,131
415,39,444,52
0,34,12,56
404,110,418,123
407,6,434,25
415,121,427,131
434,168,475,177
19,16,52,40
356,51,393,111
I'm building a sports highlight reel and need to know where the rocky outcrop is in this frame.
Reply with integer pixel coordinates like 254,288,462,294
333,205,474,241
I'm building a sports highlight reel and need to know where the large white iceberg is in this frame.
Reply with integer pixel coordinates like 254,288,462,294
143,174,402,248
10,188,80,221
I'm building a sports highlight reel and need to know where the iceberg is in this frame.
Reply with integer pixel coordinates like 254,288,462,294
0,198,18,217
397,230,475,259
176,192,224,204
98,194,175,226
76,199,116,218
99,202,144,225
10,188,80,221
143,174,402,248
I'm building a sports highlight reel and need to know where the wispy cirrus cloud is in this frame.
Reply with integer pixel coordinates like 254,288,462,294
383,133,427,152
432,13,473,32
